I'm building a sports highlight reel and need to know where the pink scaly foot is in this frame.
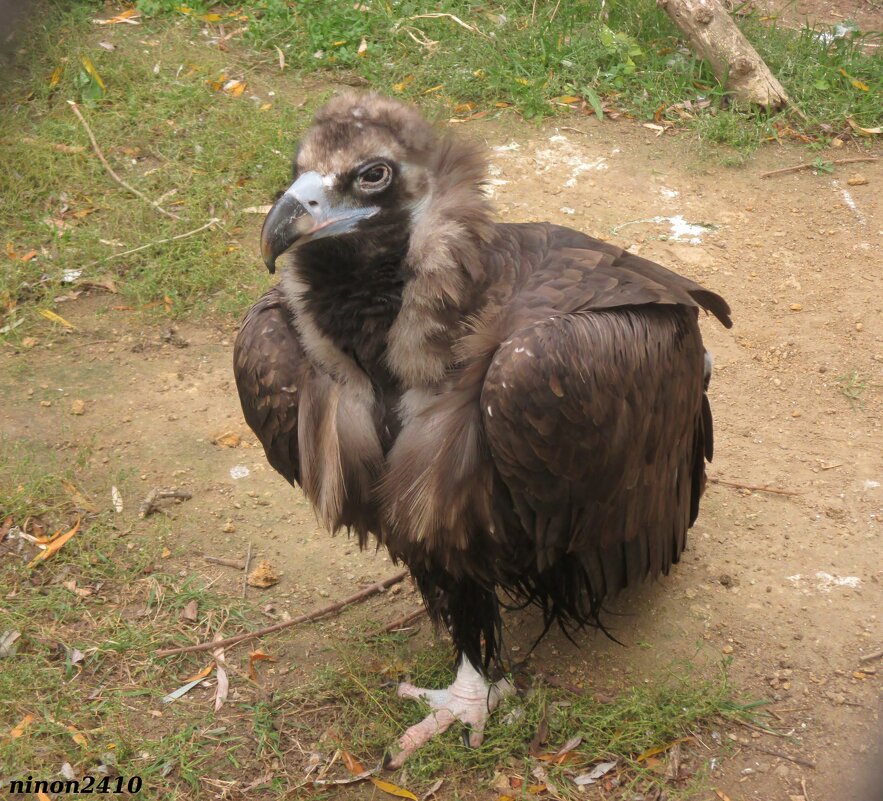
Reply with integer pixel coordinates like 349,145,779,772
384,658,514,769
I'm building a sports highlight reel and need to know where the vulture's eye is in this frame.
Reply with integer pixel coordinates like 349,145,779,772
357,162,392,193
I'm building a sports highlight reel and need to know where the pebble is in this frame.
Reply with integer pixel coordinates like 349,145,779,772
40,400,52,407
846,174,868,186
70,399,86,415
855,322,864,332
722,645,734,654
222,520,236,533
789,303,803,311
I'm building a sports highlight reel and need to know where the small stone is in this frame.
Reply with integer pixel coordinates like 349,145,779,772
855,322,864,332
40,400,52,407
846,174,868,186
222,520,236,533
70,399,86,415
22,337,37,348
722,645,734,654
791,410,801,418
789,303,802,312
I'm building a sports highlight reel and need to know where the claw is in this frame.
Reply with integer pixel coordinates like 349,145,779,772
384,657,514,769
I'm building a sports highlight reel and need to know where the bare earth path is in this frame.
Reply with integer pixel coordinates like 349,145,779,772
2,116,880,799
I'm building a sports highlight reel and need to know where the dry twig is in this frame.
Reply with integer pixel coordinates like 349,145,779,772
760,156,879,179
68,101,181,219
138,488,192,519
859,648,883,663
242,542,253,599
80,218,221,270
204,556,246,570
710,477,802,496
155,571,408,657
753,744,816,768
378,607,426,634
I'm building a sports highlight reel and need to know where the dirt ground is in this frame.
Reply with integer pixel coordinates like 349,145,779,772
2,101,881,799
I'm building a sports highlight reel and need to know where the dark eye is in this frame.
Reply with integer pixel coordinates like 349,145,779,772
358,162,392,192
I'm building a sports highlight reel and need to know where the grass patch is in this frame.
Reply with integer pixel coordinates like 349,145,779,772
835,369,872,409
1,1,879,322
277,636,749,797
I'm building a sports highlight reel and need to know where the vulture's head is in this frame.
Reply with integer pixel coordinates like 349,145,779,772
260,92,493,277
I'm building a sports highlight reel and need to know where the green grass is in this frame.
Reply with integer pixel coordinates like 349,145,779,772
0,437,753,799
836,369,872,409
1,1,879,323
275,635,748,797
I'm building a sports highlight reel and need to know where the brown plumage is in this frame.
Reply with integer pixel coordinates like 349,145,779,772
235,92,731,694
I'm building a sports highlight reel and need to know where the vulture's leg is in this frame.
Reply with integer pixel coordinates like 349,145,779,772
384,658,514,769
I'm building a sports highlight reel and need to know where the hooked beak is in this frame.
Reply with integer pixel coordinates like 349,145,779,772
260,171,379,274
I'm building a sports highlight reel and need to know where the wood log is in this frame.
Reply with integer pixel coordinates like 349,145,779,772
658,0,789,109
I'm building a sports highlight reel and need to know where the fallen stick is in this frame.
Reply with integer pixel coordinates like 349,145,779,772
242,542,253,599
79,218,220,270
859,648,883,663
760,156,879,179
204,556,246,570
68,101,181,220
155,570,409,658
710,477,801,496
753,744,816,769
378,607,426,633
138,488,192,519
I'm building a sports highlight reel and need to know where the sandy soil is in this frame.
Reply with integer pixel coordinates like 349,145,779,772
2,113,881,800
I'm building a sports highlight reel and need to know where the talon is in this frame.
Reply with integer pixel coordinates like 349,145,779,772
386,657,514,767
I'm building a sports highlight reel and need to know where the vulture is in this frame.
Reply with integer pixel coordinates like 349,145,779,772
234,92,732,767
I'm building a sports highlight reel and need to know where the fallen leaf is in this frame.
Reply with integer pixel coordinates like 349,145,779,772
714,791,733,801
49,66,63,88
28,518,81,568
80,57,106,90
358,37,368,56
420,778,443,800
213,643,229,712
38,308,75,329
0,630,21,658
38,793,51,801
846,118,881,136
182,599,198,622
247,560,280,588
370,778,418,800
839,68,869,91
62,481,98,512
10,713,35,738
94,9,141,25
248,649,275,680
161,547,171,558
342,750,365,774
111,485,123,513
67,724,88,746
637,736,693,761
162,663,213,704
572,761,617,786
552,95,582,104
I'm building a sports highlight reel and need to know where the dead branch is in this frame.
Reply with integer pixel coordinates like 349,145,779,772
80,218,221,270
760,156,879,179
242,542,253,599
138,488,192,519
657,0,788,109
710,477,801,496
752,745,816,769
859,648,883,663
155,570,409,658
378,607,426,634
68,101,181,220
204,556,246,570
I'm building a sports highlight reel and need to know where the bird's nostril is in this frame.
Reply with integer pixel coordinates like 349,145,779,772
307,200,319,208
